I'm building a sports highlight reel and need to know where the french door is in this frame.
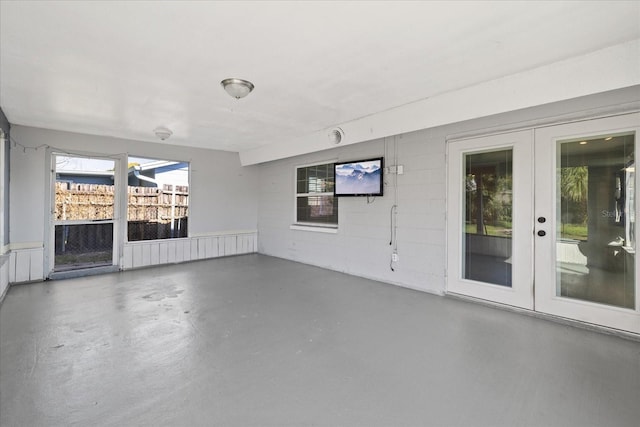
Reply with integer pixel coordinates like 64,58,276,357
447,130,534,309
49,153,118,274
447,113,639,334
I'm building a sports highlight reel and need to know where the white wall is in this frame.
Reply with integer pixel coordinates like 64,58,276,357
257,87,640,295
258,128,447,294
9,126,259,281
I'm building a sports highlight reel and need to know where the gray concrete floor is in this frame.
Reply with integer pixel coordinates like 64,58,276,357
1,254,639,427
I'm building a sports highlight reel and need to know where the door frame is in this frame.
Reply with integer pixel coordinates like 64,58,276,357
446,130,534,309
446,113,640,334
534,113,640,334
44,149,125,277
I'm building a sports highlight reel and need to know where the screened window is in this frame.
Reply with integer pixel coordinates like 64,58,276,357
295,162,338,225
127,156,189,241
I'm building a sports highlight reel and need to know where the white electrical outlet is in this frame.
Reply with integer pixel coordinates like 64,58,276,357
392,252,399,262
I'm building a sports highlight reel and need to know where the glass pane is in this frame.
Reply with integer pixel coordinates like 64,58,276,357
296,195,338,224
463,149,513,286
127,157,189,241
55,156,115,220
556,133,635,309
297,168,307,181
54,223,113,271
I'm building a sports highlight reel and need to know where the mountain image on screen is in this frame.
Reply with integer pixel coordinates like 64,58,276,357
335,161,381,194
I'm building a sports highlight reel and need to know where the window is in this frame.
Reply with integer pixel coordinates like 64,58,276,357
295,162,338,226
127,156,189,241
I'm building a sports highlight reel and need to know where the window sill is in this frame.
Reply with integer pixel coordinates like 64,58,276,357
290,224,338,234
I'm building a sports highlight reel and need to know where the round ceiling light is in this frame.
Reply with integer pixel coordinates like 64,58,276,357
154,127,173,141
221,78,255,99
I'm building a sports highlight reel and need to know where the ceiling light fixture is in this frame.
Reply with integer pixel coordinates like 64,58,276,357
605,136,613,141
154,127,173,141
221,78,255,99
579,141,588,145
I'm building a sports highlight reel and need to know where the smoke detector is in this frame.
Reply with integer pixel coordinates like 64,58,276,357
328,127,344,144
154,127,173,141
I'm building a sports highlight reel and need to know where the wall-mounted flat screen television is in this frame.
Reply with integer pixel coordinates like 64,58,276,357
334,157,384,197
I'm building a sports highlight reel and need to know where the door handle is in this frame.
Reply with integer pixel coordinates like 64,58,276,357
537,230,546,237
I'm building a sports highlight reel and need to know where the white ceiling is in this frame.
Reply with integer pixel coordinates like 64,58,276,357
1,1,639,162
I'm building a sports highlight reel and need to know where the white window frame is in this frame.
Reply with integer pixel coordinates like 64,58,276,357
126,155,191,242
292,160,338,232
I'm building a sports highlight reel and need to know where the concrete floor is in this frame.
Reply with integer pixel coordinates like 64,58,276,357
1,254,639,427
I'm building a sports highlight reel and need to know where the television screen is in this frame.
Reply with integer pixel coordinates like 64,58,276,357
334,158,384,197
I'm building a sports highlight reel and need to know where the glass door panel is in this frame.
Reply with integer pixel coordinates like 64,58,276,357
463,149,513,287
54,223,114,271
53,155,116,272
556,133,635,309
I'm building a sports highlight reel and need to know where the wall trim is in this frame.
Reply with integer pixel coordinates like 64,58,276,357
290,225,338,234
446,102,640,143
9,242,43,250
188,229,258,238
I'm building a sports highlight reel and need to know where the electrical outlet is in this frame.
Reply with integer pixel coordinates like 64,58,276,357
397,165,404,175
392,252,399,262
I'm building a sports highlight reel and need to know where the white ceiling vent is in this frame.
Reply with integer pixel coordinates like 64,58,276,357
328,127,344,144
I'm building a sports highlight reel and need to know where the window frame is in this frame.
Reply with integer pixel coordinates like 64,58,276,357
293,160,338,230
126,155,191,242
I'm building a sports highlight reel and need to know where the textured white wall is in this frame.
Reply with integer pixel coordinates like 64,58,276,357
258,129,447,295
256,87,640,295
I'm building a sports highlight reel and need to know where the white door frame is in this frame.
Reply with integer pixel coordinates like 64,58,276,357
446,113,639,334
534,113,640,334
44,150,125,277
446,130,534,309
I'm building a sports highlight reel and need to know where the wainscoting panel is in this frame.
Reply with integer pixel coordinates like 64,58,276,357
0,254,10,303
7,232,258,283
121,231,257,271
9,247,44,283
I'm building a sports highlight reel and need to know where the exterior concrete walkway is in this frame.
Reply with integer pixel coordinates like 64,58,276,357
1,254,638,426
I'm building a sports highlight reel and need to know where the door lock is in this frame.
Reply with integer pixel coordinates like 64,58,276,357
537,230,546,237
537,217,546,223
